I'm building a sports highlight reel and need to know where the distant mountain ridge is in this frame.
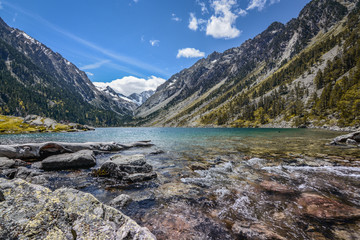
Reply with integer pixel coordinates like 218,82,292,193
135,0,360,129
0,18,134,126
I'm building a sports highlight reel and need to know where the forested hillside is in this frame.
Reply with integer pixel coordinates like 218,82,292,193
135,0,360,129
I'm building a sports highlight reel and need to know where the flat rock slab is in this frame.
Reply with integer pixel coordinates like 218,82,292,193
0,178,156,239
297,193,360,221
41,150,96,170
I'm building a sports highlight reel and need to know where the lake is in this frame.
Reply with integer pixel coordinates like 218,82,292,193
1,128,360,239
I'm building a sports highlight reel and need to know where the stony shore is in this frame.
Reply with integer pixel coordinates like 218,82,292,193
0,140,158,239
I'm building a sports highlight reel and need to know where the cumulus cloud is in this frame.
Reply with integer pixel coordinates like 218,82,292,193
188,13,198,31
171,13,182,22
149,39,160,47
93,76,166,96
206,0,241,39
177,48,205,58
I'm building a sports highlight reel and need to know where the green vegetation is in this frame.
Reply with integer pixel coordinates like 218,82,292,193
0,40,126,127
0,115,76,134
198,4,360,128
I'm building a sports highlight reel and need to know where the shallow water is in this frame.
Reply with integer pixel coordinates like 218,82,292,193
1,128,360,239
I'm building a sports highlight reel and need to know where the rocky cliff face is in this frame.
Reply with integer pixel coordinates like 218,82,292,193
135,0,360,128
128,90,155,106
0,18,134,126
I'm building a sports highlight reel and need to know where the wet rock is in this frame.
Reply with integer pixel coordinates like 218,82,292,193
0,157,15,169
259,180,295,194
297,193,360,221
189,163,209,171
100,154,157,183
0,178,156,239
0,190,4,201
331,131,360,145
346,139,357,145
41,150,96,170
232,222,286,240
109,194,132,208
0,141,125,160
123,172,157,183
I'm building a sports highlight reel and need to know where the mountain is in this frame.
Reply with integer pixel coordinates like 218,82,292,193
128,90,155,106
0,18,134,126
135,0,360,129
94,83,154,106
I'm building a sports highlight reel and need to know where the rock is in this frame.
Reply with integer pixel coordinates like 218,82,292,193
0,157,15,169
41,150,96,170
232,222,286,240
0,190,4,202
123,172,157,183
99,154,157,183
0,178,156,239
259,180,295,194
331,131,360,145
0,141,126,160
189,163,209,171
346,138,357,145
297,193,360,221
109,194,132,208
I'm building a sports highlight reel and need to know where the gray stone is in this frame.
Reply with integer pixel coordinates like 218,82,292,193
123,172,158,183
332,131,360,145
0,157,15,169
100,154,157,182
41,150,96,170
0,178,156,240
109,194,132,208
346,138,357,145
0,190,4,202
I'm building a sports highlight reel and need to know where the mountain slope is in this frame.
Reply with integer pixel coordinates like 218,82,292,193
128,90,155,106
135,0,360,129
0,18,134,126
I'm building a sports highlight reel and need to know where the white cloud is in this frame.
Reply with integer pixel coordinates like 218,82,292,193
197,0,208,15
177,48,205,58
206,0,241,39
133,0,139,3
171,13,182,22
85,72,94,76
247,0,267,11
93,76,166,96
188,13,198,31
149,39,160,47
270,0,280,4
80,60,110,70
238,8,248,17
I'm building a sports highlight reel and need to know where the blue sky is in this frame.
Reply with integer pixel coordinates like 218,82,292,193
0,0,310,95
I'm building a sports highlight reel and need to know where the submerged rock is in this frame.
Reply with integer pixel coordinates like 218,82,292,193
41,150,96,170
232,222,286,240
109,194,133,208
0,178,156,240
99,154,157,183
297,193,360,221
259,180,295,194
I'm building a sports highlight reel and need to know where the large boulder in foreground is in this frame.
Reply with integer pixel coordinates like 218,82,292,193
0,178,156,240
41,150,96,170
297,193,360,221
99,154,157,183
